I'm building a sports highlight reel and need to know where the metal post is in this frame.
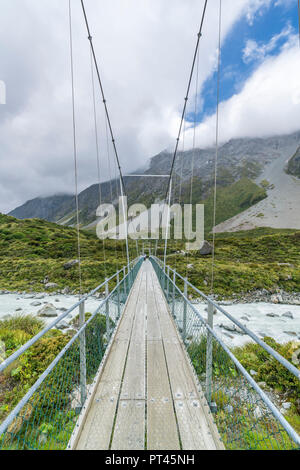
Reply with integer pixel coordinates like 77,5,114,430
164,179,172,272
206,300,214,405
79,301,86,406
123,266,127,298
183,277,187,343
172,271,176,318
117,272,121,320
105,279,110,341
166,266,170,299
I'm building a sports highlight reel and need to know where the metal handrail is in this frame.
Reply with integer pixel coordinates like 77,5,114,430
150,256,300,380
0,257,140,374
150,257,300,447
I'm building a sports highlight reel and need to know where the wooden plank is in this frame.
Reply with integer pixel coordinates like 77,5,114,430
163,342,198,401
150,263,225,451
147,399,180,450
75,339,129,450
147,272,162,341
147,340,180,450
111,401,145,450
75,269,143,450
120,271,146,400
120,341,145,400
175,399,218,450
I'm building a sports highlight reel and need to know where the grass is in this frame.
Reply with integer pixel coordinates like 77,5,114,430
163,227,300,298
187,336,300,449
0,213,132,293
0,312,108,450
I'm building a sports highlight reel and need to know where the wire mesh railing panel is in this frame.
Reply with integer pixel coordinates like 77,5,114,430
0,258,142,450
150,258,300,451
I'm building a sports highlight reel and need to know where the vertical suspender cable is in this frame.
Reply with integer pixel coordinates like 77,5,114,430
158,0,208,266
80,0,130,272
90,46,108,279
68,0,83,297
186,43,201,279
210,0,222,294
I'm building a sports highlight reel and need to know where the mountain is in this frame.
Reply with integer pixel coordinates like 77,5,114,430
9,195,74,222
286,146,300,178
8,130,300,232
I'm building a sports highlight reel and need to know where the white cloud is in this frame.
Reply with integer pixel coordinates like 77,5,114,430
244,0,272,25
242,23,294,63
0,0,298,213
185,35,300,149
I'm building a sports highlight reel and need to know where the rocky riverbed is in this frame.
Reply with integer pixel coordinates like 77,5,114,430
0,290,107,331
192,301,300,348
0,290,299,347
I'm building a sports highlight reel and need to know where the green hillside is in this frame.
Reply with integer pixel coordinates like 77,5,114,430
0,214,129,293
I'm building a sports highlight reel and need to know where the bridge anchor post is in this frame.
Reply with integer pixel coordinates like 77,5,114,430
117,272,121,320
206,300,214,406
105,279,110,342
183,277,188,344
172,271,176,318
79,301,87,407
123,267,127,298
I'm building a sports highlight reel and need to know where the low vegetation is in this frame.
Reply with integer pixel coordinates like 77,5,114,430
0,213,130,293
164,227,300,298
188,336,300,450
0,312,109,449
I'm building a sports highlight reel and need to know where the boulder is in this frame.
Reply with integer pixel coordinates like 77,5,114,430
282,311,294,319
35,294,45,300
250,370,258,377
62,287,70,295
45,283,58,290
63,260,79,270
56,321,69,330
30,301,42,307
224,405,233,414
270,294,283,304
254,406,263,419
199,241,213,256
37,304,58,318
266,313,279,318
282,402,292,410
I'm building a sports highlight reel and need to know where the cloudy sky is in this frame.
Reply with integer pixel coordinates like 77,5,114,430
0,0,299,213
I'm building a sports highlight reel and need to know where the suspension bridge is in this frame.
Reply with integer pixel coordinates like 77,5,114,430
0,0,300,451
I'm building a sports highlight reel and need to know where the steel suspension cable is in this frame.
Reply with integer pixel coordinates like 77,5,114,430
210,0,222,294
104,113,120,269
164,0,208,203
158,0,208,267
80,0,130,270
186,44,201,279
68,0,83,296
90,45,108,279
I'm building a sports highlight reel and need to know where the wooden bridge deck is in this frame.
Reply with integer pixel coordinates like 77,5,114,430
71,260,224,450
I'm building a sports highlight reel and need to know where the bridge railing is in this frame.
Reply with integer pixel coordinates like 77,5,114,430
150,256,300,450
0,257,143,450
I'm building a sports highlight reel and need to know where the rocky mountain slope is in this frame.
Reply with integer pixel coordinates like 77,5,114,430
8,130,300,232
